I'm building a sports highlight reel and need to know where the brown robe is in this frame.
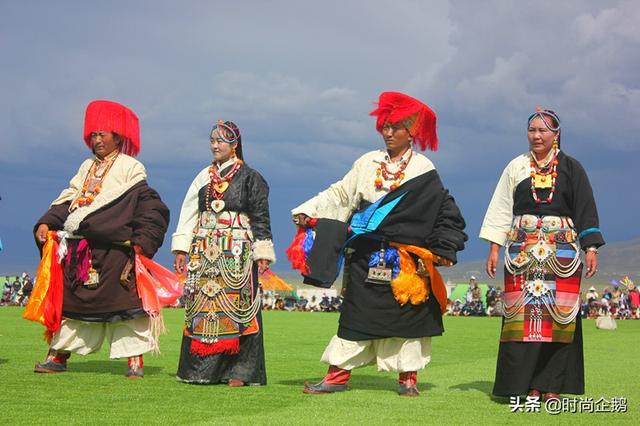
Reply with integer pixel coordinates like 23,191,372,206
35,181,170,320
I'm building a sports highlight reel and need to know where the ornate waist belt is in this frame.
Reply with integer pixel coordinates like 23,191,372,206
198,211,250,230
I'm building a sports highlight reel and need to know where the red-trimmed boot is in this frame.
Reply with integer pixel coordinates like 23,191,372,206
303,365,350,394
126,355,144,378
398,371,420,397
34,349,70,373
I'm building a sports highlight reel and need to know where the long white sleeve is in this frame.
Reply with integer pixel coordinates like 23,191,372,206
291,150,435,222
479,154,530,246
291,159,362,222
171,167,209,253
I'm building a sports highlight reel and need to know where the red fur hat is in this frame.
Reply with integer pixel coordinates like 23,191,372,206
83,100,140,157
369,91,438,151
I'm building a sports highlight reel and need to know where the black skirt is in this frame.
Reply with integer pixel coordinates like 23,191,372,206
337,238,444,341
492,315,584,396
176,311,267,385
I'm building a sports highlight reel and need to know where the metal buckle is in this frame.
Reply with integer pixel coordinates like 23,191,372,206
366,247,392,285
84,267,100,289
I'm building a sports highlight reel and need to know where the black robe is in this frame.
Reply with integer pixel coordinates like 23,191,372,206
176,163,272,385
305,170,467,340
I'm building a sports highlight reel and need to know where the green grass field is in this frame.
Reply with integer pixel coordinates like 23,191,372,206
0,307,636,425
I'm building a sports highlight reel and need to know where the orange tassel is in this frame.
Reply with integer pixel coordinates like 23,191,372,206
389,243,449,313
23,231,64,343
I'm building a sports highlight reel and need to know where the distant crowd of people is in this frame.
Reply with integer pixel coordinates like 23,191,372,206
261,291,343,312
4,271,638,322
1,273,33,306
446,278,504,317
444,277,640,320
583,283,640,320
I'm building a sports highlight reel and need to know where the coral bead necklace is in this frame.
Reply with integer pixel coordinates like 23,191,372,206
73,151,119,209
530,148,559,204
375,150,413,191
205,158,243,212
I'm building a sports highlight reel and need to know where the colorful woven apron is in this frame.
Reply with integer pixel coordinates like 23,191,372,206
183,211,260,356
501,215,582,343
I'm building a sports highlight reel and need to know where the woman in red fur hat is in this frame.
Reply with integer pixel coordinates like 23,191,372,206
31,100,170,378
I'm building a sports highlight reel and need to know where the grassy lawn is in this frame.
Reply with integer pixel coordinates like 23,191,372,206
0,307,636,425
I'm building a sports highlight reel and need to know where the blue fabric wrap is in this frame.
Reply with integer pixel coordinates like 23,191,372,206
578,227,600,239
303,228,315,257
350,193,407,234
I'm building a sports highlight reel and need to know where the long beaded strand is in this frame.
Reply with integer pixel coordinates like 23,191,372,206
375,150,413,191
530,148,558,204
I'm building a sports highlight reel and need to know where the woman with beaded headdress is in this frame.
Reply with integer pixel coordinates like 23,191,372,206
172,119,275,386
290,92,467,396
29,100,171,378
480,108,604,400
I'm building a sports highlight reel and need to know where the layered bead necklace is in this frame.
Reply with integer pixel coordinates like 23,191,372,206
375,150,413,191
530,148,559,204
205,158,243,213
72,150,119,209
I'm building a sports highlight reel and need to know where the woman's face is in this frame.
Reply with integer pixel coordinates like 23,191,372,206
527,116,558,158
91,131,120,159
210,128,235,163
381,121,412,154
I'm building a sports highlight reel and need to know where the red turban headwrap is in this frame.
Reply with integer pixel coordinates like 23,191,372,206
369,92,438,152
83,100,141,157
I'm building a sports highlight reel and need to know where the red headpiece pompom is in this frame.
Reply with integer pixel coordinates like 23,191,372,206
369,91,438,151
83,100,140,157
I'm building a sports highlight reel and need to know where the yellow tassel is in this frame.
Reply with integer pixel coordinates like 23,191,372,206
390,248,428,306
389,243,449,313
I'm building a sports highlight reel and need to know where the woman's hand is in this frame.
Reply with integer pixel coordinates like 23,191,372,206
35,224,49,244
257,259,271,274
174,251,187,274
486,242,501,278
293,213,310,227
585,251,598,279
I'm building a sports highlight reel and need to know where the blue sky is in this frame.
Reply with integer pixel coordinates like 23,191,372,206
1,0,638,274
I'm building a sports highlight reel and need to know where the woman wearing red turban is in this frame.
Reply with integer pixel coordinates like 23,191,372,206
30,100,170,378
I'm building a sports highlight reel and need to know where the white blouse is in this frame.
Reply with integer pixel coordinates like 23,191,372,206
479,153,532,246
291,149,435,221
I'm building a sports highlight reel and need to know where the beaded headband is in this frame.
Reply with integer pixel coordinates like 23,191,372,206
528,107,561,132
212,119,241,144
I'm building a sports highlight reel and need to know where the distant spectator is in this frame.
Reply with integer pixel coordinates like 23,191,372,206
296,296,308,312
486,285,497,306
284,296,297,312
11,278,22,304
586,286,599,306
629,284,640,310
20,275,33,305
307,296,319,312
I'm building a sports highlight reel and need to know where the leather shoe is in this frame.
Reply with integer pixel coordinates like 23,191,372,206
398,385,420,397
126,366,144,378
528,389,541,399
228,379,245,387
34,359,67,373
303,380,347,394
543,392,561,401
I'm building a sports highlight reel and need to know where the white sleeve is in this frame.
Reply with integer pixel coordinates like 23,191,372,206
479,162,516,246
291,158,362,222
171,168,209,253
